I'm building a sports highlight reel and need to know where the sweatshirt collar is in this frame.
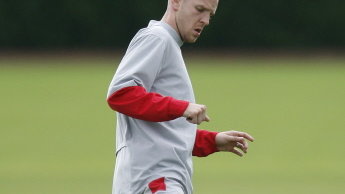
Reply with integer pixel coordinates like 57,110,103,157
148,20,184,47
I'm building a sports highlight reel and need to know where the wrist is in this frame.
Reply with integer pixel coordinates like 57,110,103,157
182,102,191,117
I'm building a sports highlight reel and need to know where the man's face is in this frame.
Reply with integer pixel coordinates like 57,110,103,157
175,0,218,43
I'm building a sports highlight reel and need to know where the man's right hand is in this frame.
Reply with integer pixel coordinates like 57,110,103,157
183,103,210,125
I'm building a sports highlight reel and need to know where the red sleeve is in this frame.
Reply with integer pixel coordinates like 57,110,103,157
107,86,189,122
192,129,219,157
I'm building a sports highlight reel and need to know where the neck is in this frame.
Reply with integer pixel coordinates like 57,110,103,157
161,12,183,41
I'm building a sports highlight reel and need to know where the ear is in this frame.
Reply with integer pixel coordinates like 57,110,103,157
171,0,182,11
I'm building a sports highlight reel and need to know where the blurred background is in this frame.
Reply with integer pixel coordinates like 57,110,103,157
1,0,344,194
1,0,345,49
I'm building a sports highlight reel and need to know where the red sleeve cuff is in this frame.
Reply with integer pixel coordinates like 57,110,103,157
192,129,219,157
168,99,189,118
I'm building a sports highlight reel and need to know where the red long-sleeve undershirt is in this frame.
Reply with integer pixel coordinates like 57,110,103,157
192,129,218,157
107,86,218,157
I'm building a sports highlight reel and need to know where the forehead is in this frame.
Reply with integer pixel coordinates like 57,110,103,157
188,0,219,12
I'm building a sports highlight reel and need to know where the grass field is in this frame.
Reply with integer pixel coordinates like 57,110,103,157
1,54,345,194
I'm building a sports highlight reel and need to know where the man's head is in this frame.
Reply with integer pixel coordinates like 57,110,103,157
162,0,219,43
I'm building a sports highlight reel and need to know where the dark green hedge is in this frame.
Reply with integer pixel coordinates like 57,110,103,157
1,0,344,48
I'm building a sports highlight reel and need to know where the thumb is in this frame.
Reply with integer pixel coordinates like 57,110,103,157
204,115,211,122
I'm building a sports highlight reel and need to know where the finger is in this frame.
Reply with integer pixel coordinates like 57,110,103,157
225,136,247,149
243,140,249,150
231,148,243,157
237,137,248,150
226,136,245,143
244,133,255,142
229,136,249,151
197,112,203,125
198,107,208,124
192,114,198,125
200,105,207,111
230,131,255,142
233,134,249,150
199,113,210,123
236,142,247,153
204,115,210,122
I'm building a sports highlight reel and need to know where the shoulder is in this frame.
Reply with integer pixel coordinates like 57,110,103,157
146,25,171,42
131,25,173,47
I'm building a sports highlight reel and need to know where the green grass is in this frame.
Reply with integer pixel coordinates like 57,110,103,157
1,55,345,194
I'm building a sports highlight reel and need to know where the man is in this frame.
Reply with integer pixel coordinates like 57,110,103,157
107,0,254,193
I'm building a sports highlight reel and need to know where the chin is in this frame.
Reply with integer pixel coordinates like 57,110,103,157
185,37,198,43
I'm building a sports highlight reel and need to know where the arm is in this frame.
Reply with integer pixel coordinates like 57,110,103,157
193,130,255,157
109,87,219,156
107,86,189,122
107,35,188,122
107,34,210,123
107,86,211,123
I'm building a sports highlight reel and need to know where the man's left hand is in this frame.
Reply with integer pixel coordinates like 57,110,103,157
215,131,255,157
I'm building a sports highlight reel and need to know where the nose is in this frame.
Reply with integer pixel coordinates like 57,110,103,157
200,14,210,26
